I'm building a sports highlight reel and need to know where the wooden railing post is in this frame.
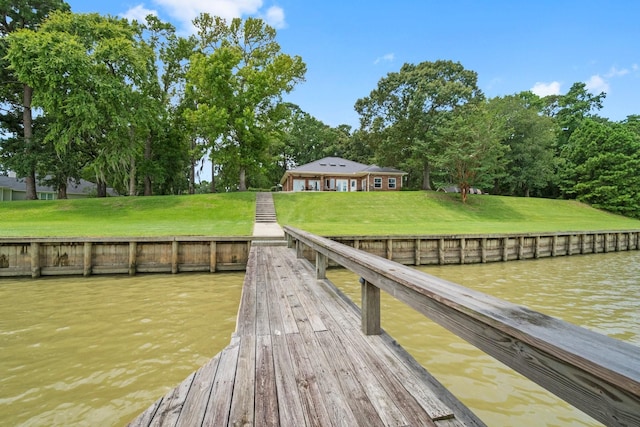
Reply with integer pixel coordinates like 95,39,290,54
360,277,380,335
296,240,304,259
316,252,327,279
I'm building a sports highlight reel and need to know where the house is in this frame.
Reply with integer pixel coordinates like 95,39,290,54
0,174,115,201
280,157,407,192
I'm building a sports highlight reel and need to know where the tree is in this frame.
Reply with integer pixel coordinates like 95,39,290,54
561,119,640,218
355,60,483,190
0,0,70,199
185,14,306,191
489,93,558,197
6,11,155,196
434,102,507,202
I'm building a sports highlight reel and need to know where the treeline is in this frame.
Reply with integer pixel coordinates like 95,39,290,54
2,2,639,218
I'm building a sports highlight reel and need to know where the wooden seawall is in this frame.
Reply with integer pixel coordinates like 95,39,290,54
127,243,484,427
1,230,639,278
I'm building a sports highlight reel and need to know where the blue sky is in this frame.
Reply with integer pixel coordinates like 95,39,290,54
67,0,640,128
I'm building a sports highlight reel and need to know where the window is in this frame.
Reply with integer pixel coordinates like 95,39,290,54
388,177,396,189
374,177,382,189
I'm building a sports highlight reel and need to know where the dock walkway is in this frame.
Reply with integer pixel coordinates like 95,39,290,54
128,243,482,426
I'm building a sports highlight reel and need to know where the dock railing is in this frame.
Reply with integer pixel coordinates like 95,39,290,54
284,226,640,427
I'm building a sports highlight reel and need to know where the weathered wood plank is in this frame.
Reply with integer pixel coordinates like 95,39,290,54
284,333,333,427
315,330,385,426
228,337,256,427
174,354,221,427
201,337,240,426
271,334,307,426
147,371,196,427
254,334,279,425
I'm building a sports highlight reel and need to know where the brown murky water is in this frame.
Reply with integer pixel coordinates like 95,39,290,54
1,252,638,426
328,251,640,427
0,273,243,426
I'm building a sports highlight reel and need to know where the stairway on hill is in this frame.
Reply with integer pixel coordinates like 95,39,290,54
255,192,278,223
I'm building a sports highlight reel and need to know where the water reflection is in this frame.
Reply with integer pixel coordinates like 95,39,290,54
0,273,243,426
327,251,640,427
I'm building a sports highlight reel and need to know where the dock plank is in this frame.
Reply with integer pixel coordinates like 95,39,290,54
174,353,220,427
202,337,240,427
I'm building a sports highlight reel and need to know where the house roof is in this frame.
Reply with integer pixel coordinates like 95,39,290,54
0,175,115,196
280,157,406,184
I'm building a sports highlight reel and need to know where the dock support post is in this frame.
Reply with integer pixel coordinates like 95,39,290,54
386,239,393,260
518,236,524,260
83,242,92,277
415,239,421,266
129,242,137,276
459,238,466,264
438,239,445,265
360,278,380,335
552,235,558,257
172,240,179,274
534,236,540,259
210,241,217,273
481,238,487,263
567,235,573,256
502,237,509,261
316,252,327,280
31,242,40,278
616,233,621,251
353,239,360,250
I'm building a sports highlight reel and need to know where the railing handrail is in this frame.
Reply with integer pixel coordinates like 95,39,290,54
284,226,640,427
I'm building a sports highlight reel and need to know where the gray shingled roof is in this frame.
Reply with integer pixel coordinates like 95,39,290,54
292,157,370,174
290,157,406,175
0,175,114,195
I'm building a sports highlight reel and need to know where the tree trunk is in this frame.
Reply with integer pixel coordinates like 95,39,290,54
461,185,468,203
23,84,38,200
210,159,216,193
144,135,152,196
421,162,432,191
129,155,137,196
239,167,247,191
189,159,195,194
57,182,68,199
97,180,107,197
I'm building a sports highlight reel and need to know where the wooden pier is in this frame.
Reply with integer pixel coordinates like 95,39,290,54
127,243,484,427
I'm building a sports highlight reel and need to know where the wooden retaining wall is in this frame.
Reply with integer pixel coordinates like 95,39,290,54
2,230,639,278
297,230,640,266
0,237,252,278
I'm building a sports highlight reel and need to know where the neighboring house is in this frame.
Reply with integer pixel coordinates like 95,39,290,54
280,157,407,192
0,175,116,201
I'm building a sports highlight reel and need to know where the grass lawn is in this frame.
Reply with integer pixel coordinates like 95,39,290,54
274,191,640,235
0,193,255,237
2,191,640,238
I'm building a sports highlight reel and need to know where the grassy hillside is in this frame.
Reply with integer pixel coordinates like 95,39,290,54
1,191,639,238
0,193,255,237
274,191,640,235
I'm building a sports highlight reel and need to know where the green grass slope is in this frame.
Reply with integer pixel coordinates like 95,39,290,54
0,193,255,237
274,191,640,235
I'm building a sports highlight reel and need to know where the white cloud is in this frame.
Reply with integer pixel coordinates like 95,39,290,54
152,0,264,32
530,81,561,97
263,6,286,29
374,53,394,65
605,66,629,78
585,74,609,94
121,4,158,22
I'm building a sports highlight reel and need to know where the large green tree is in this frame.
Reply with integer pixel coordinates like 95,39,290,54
185,14,306,191
0,0,70,199
561,119,640,217
7,11,154,196
434,101,508,202
355,60,483,190
490,93,558,197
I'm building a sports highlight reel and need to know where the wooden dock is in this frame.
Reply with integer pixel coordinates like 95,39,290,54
127,244,484,427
